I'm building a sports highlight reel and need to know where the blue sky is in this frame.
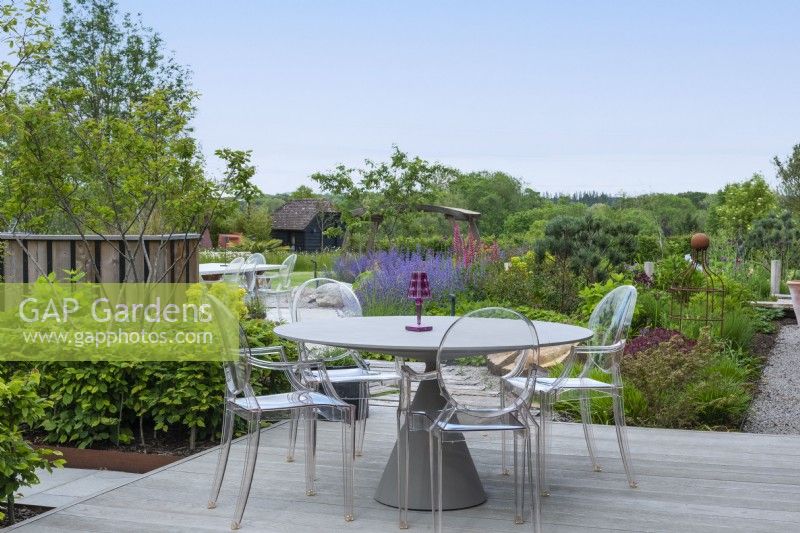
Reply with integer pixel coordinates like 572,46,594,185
102,1,800,194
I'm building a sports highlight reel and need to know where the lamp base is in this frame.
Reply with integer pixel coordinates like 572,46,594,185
405,324,433,332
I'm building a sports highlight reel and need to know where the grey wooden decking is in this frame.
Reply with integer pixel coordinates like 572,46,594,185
8,404,800,533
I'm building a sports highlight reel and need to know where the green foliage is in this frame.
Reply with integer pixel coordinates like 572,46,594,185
635,234,662,262
311,146,455,250
0,370,64,521
652,254,695,291
446,171,542,235
625,193,702,236
0,0,260,283
263,250,341,273
751,307,784,334
576,273,631,320
0,0,52,96
502,201,587,241
289,185,319,200
774,143,800,213
622,331,714,427
719,309,756,350
535,213,640,284
709,174,778,258
745,211,800,269
610,330,755,429
479,252,581,313
427,297,573,325
22,317,291,450
374,235,452,255
631,290,669,331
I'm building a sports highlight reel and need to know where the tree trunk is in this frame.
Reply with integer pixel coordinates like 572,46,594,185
189,426,196,452
139,415,146,448
7,494,15,524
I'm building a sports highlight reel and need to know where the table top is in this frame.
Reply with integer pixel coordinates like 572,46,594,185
274,315,594,361
199,262,281,276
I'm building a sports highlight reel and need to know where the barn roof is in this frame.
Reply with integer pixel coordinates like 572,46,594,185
272,199,338,231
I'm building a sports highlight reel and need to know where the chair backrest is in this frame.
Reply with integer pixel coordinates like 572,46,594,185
206,294,252,400
436,307,539,417
587,285,638,347
291,278,362,362
242,253,266,292
221,256,246,284
273,254,297,291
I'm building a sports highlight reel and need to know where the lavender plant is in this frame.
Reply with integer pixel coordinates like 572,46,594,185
335,249,488,315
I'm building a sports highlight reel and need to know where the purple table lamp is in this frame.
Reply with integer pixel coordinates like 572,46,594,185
406,271,433,332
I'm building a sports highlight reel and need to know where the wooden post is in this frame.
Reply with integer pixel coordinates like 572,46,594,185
770,259,782,296
644,261,655,278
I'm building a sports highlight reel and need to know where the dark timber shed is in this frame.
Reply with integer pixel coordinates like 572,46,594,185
270,199,342,251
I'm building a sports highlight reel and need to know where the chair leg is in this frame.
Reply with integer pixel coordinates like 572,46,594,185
579,390,601,472
430,429,443,533
341,407,355,522
612,388,638,488
231,417,261,530
356,390,368,456
539,393,552,496
527,426,542,533
304,412,317,496
500,382,509,475
514,430,523,524
396,404,409,529
208,408,234,509
286,410,299,462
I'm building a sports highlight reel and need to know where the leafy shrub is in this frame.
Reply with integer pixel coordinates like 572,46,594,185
427,298,573,324
630,290,669,331
621,331,716,427
374,235,452,255
576,273,631,320
751,307,784,334
635,234,662,262
27,318,293,450
1,371,64,522
481,251,581,313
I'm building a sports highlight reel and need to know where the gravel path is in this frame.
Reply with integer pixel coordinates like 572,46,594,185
743,324,800,434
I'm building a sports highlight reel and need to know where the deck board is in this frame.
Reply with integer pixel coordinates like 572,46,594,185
8,406,800,532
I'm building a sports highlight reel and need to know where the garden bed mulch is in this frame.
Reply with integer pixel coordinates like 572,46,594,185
28,429,217,474
0,504,52,528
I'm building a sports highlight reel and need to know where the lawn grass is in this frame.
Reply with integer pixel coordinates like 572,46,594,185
291,271,314,285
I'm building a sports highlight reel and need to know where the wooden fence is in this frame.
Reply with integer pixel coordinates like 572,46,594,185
0,234,200,283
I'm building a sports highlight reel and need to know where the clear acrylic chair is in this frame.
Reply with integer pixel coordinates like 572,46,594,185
505,285,638,495
285,278,400,461
259,253,297,321
399,307,542,532
206,321,356,529
221,256,246,285
241,253,266,300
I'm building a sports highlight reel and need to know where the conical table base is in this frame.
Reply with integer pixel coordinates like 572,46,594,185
373,378,487,510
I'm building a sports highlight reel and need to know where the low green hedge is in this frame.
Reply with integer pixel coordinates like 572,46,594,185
13,319,295,450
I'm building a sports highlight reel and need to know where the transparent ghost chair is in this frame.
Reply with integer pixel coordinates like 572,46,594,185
221,256,246,285
399,307,542,532
505,285,638,495
206,316,355,530
284,278,400,461
258,253,297,321
241,253,267,301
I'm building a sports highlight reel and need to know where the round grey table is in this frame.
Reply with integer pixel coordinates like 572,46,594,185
274,315,593,511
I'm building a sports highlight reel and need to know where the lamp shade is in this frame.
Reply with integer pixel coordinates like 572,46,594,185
407,271,431,299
